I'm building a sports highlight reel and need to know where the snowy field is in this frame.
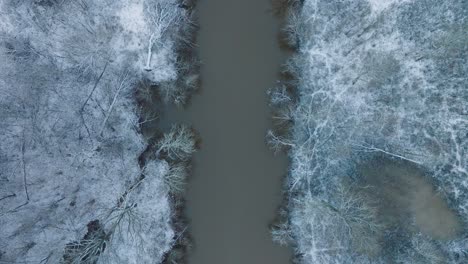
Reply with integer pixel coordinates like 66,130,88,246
270,0,468,263
0,0,196,263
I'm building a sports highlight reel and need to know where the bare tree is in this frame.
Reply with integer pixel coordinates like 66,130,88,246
156,124,196,161
164,162,189,195
144,2,181,71
99,70,133,136
270,206,292,246
266,129,295,153
293,184,382,261
268,85,293,106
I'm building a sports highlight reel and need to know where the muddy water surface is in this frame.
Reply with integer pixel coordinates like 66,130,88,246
163,0,293,263
359,157,462,240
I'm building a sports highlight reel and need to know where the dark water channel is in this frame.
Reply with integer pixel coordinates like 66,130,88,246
161,0,293,263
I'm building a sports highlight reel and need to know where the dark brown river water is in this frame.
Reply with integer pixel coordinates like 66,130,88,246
162,0,293,263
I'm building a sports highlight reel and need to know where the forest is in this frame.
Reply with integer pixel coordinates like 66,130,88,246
269,0,468,263
0,0,197,263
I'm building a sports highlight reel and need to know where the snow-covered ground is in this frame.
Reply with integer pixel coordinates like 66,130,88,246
0,0,196,263
271,0,467,263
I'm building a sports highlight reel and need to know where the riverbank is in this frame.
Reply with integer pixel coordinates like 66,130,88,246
272,0,468,262
0,0,197,263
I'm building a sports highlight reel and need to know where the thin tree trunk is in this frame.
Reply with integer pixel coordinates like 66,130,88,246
144,33,155,71
21,132,29,201
99,74,128,136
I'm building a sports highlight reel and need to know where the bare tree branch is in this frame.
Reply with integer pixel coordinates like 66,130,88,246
99,71,130,136
21,131,29,202
0,193,16,202
352,142,423,165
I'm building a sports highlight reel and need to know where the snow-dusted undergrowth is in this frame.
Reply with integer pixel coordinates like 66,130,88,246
0,0,196,263
270,0,467,263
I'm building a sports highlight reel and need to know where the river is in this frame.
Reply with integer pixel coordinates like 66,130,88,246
162,0,293,263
